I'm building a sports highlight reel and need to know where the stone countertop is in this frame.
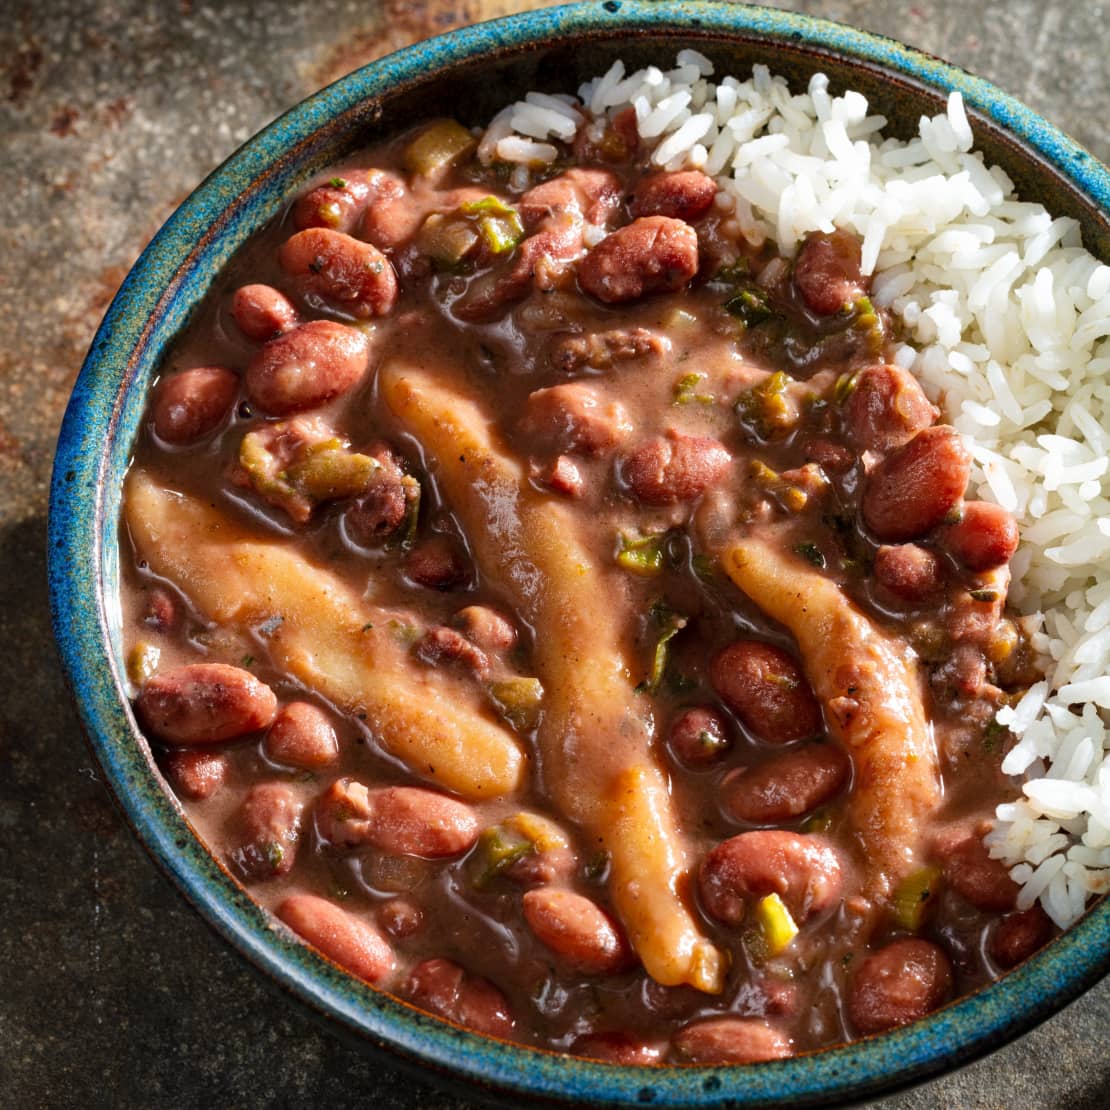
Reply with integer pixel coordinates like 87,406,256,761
2,1,1107,1106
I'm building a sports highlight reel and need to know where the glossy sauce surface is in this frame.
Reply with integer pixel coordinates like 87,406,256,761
120,117,1050,1063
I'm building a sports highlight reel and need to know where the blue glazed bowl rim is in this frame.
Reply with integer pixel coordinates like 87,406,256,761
47,2,1110,1106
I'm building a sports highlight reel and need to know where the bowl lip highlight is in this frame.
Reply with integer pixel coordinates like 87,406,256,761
47,1,1110,1106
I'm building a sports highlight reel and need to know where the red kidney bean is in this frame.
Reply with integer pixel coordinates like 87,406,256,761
245,320,369,416
144,587,177,631
519,167,621,229
264,702,339,769
161,749,227,801
292,171,374,233
522,888,632,975
453,605,517,653
278,227,398,317
415,626,490,677
804,437,855,475
848,938,953,1034
403,535,469,591
342,443,408,545
672,1018,792,1064
151,366,239,445
622,430,731,504
316,779,479,858
862,425,971,542
710,641,822,744
578,216,699,303
793,229,868,316
405,958,516,1038
630,170,717,223
356,170,423,249
939,500,1019,572
933,825,1018,912
842,363,938,452
234,782,303,878
136,663,277,744
571,1032,664,1066
989,906,1052,969
721,743,850,825
278,894,395,985
378,896,425,940
699,830,843,925
520,383,633,457
535,454,584,498
667,706,731,767
874,544,944,603
230,284,299,341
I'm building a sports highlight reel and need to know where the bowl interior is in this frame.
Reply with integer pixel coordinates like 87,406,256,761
50,3,1110,1107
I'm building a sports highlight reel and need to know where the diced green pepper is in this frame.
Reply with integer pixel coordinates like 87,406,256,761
736,370,797,438
473,825,533,888
460,195,524,254
616,531,665,576
851,295,884,355
637,602,688,694
403,119,477,179
673,372,714,406
793,542,826,569
749,459,808,511
489,677,544,730
891,865,942,931
416,213,481,267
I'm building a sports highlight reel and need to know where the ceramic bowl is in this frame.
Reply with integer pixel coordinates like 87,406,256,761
48,2,1110,1105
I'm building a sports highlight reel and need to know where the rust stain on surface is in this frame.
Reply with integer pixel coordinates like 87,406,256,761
49,105,80,137
6,40,43,105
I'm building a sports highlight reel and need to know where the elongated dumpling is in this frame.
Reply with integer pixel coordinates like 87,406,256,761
723,534,939,899
124,470,524,800
382,363,725,993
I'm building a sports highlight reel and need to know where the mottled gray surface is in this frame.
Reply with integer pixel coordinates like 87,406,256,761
1,1,1107,1107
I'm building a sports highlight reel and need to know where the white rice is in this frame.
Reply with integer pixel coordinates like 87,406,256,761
489,54,1110,929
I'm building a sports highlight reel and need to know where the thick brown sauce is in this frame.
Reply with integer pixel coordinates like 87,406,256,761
119,120,1049,1063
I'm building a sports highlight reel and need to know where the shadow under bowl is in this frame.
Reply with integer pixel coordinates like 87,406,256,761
48,2,1110,1106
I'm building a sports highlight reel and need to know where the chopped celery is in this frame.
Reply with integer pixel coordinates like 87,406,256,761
403,119,477,179
127,641,160,686
285,441,382,501
416,213,481,267
616,531,665,576
489,677,544,730
753,893,799,958
891,865,942,931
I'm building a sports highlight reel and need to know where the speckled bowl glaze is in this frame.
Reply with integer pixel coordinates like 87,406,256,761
49,2,1110,1105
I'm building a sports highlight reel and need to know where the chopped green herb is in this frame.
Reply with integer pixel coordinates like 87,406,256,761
616,531,665,576
793,542,825,569
841,952,855,967
361,623,374,633
850,294,884,354
724,286,774,327
264,841,285,871
460,196,524,254
473,825,533,889
328,176,348,189
489,677,544,731
983,716,1010,751
241,654,255,667
713,258,751,284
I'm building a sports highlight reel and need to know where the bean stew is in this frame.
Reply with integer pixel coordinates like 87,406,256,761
119,111,1050,1065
